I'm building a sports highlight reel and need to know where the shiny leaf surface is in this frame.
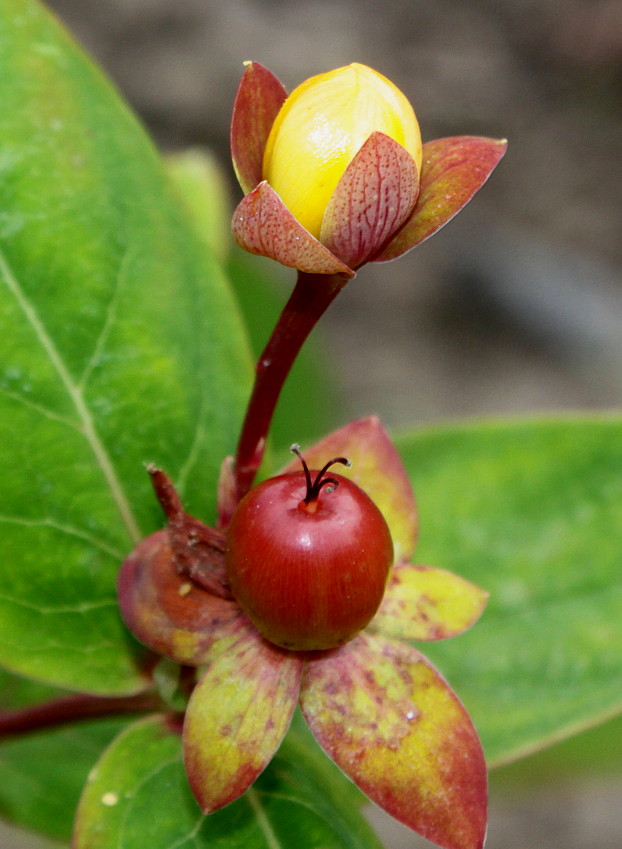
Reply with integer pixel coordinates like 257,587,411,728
74,713,383,849
396,416,622,765
0,0,251,693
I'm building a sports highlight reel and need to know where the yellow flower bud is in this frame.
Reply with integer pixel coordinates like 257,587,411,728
262,63,422,239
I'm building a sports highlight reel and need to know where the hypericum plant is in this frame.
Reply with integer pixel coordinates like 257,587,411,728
112,58,502,849
2,5,622,849
118,418,488,848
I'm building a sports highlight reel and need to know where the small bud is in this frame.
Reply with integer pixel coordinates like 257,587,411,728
230,62,506,274
262,63,422,239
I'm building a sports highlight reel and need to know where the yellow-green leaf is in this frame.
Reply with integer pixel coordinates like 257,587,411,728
300,632,487,849
369,562,487,641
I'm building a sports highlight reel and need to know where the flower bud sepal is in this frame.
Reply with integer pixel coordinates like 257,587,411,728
231,61,507,275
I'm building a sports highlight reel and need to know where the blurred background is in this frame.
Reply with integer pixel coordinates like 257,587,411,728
46,0,622,431
4,0,621,847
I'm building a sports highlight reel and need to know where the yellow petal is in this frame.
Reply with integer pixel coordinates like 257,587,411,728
263,63,422,238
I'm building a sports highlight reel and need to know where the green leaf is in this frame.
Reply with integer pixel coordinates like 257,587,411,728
395,416,622,766
1,713,129,842
0,666,129,841
0,665,68,712
0,0,251,694
74,713,383,849
166,148,231,263
491,712,622,785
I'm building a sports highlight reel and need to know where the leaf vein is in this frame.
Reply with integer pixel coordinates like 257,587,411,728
116,754,183,849
0,247,142,545
167,813,206,849
0,590,116,615
0,513,124,559
0,386,80,430
175,394,208,497
78,248,130,391
246,786,283,849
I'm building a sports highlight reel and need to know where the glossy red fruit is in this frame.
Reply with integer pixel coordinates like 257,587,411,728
225,448,394,650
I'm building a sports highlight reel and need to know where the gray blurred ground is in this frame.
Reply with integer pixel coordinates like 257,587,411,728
3,1,622,847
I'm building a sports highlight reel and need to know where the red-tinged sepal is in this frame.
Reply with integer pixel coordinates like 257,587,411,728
232,181,355,276
321,132,419,269
148,467,230,598
300,633,487,849
283,416,417,563
183,630,302,812
369,563,488,641
373,136,507,262
118,530,251,665
230,61,287,194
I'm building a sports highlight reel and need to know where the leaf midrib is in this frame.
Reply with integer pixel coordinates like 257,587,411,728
0,246,142,546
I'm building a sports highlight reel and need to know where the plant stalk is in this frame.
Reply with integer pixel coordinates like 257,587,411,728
232,270,349,505
0,692,161,739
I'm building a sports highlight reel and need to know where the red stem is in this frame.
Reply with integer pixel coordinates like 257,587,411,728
0,691,161,738
232,270,349,505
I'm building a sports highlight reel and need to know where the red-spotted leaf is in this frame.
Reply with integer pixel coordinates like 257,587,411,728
284,416,417,564
369,562,488,641
117,530,248,665
374,136,507,262
183,629,302,813
230,61,287,194
321,132,419,269
232,181,354,276
300,632,487,849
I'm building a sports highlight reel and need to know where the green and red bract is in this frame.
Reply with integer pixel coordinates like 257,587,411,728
226,448,394,650
115,417,489,849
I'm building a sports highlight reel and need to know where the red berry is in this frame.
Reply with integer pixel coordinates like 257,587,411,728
225,448,393,650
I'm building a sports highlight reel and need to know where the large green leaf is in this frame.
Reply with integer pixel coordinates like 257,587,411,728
395,416,622,766
0,0,251,694
73,713,382,849
0,663,369,846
